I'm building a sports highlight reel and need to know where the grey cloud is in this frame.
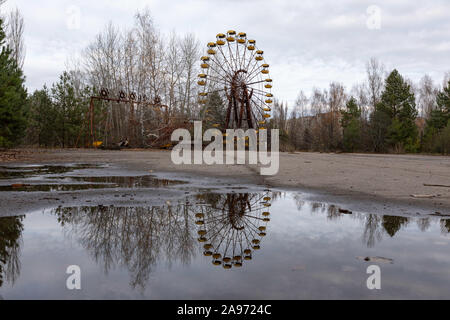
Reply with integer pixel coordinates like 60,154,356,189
3,0,449,104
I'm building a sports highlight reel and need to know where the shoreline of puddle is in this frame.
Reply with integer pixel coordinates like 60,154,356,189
0,163,448,219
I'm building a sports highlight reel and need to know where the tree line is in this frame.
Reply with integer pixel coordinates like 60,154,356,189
272,59,450,154
0,7,448,154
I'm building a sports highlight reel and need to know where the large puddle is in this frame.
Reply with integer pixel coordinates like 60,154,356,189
0,165,449,299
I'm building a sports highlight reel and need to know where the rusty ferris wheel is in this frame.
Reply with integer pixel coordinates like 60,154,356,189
198,31,273,131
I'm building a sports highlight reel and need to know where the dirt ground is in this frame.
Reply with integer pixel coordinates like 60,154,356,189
2,148,449,215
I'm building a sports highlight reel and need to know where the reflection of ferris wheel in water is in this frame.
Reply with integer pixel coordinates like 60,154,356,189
198,31,273,130
194,192,273,269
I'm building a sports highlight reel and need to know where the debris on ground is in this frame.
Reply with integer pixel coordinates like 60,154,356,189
410,194,440,199
357,256,394,264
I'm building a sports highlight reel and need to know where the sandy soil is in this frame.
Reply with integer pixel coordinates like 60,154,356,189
2,148,449,215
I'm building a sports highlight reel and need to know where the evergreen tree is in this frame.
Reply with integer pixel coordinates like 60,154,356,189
377,69,418,152
26,86,55,146
203,92,226,130
422,80,450,153
51,71,89,147
341,97,361,152
0,18,28,148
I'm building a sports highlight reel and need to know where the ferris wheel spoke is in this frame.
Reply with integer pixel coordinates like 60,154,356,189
227,42,239,72
209,54,234,80
216,45,236,77
245,80,267,86
247,86,272,96
207,63,232,84
245,62,264,83
246,68,266,85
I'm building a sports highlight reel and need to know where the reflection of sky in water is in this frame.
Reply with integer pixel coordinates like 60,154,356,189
0,192,449,300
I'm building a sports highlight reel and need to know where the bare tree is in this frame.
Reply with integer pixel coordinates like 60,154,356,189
7,7,25,69
418,75,438,118
366,57,385,110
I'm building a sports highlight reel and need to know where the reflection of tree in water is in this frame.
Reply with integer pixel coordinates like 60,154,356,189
52,191,276,288
54,203,197,289
362,214,384,248
293,197,450,247
0,216,24,287
440,219,450,234
382,215,409,237
192,192,273,269
417,217,431,232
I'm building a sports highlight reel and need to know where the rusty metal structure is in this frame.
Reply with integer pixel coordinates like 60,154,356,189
198,31,273,131
76,88,177,148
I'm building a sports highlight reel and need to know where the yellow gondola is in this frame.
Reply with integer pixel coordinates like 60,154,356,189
201,63,209,69
201,56,210,61
217,40,225,45
227,30,236,35
216,33,226,38
265,99,273,104
247,45,255,50
207,42,216,48
264,84,272,89
227,36,235,42
207,49,216,55
199,92,208,97
197,80,206,86
261,69,269,74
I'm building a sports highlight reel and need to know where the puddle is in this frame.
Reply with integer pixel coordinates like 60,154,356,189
0,164,186,192
0,164,100,179
0,191,450,299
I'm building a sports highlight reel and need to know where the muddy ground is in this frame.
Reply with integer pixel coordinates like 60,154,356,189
0,148,449,217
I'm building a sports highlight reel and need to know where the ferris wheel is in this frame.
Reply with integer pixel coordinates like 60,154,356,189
193,192,273,269
198,31,273,130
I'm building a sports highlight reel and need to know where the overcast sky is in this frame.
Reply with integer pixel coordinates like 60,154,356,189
2,0,450,105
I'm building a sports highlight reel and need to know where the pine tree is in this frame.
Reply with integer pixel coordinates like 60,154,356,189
423,80,450,153
0,18,28,148
26,86,55,146
203,92,226,130
377,69,418,152
341,97,361,152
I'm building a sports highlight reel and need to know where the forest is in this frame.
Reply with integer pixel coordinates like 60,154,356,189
0,8,449,154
